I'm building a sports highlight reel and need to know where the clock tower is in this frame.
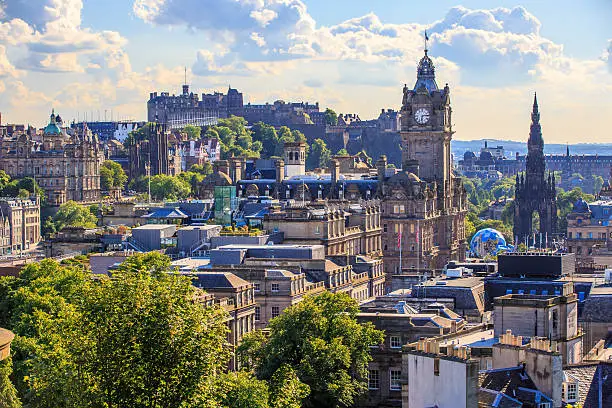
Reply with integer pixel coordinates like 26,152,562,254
377,43,467,279
400,49,453,187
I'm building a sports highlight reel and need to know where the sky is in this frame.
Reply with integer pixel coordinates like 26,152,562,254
0,0,610,143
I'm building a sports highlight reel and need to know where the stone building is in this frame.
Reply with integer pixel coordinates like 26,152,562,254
566,197,612,263
380,47,468,273
0,111,103,205
0,197,41,253
263,201,383,258
190,271,256,370
493,293,582,365
128,122,181,178
514,95,558,243
206,265,326,329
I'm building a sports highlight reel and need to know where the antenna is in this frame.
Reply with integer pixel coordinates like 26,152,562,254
184,66,187,85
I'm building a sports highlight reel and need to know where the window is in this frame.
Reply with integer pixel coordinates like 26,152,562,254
254,283,261,292
390,369,401,390
314,225,320,235
255,306,261,321
566,382,577,401
537,403,550,408
383,224,388,233
368,370,380,390
433,358,440,376
271,306,280,318
271,283,280,292
390,336,402,349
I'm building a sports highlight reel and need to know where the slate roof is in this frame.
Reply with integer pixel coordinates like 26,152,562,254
478,388,522,408
582,286,612,323
142,207,188,219
564,362,612,408
479,366,552,407
191,272,250,290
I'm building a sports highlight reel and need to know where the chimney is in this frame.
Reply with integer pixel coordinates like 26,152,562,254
404,159,420,176
376,155,387,183
275,159,285,183
330,159,340,186
230,157,245,184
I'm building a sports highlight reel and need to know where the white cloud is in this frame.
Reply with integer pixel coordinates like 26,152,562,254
605,39,612,72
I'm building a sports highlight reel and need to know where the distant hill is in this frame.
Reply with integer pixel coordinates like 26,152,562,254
451,139,612,158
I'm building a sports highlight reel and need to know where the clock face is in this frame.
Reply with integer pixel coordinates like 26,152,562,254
414,108,430,124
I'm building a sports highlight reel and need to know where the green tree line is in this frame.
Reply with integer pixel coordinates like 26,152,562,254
0,253,382,408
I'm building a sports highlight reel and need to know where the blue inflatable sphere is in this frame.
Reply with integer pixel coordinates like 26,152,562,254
470,228,509,258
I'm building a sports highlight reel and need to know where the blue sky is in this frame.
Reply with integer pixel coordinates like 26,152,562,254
0,0,610,142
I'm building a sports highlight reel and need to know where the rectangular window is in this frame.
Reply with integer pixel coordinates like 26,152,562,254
271,283,279,292
434,358,440,376
389,369,401,391
271,306,280,318
567,382,577,401
537,403,550,408
255,306,261,321
390,336,402,349
254,283,261,292
368,370,380,390
383,224,388,233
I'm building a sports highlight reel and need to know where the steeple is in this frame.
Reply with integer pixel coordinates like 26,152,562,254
414,34,438,93
566,143,570,157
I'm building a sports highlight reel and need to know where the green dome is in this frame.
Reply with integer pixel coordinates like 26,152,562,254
44,109,62,135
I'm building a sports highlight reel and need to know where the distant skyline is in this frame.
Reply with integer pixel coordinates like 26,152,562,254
0,1,610,143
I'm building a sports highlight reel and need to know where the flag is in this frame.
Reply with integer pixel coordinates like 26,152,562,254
397,232,402,249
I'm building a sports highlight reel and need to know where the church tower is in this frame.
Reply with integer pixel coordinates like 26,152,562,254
514,94,558,243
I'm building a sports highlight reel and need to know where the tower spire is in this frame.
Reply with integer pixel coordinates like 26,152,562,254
424,30,429,55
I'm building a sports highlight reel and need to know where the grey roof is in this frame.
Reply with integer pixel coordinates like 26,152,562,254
564,363,612,408
479,366,551,407
582,287,612,323
191,272,250,290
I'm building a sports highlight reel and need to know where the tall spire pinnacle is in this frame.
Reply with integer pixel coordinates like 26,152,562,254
532,92,539,113
424,30,429,55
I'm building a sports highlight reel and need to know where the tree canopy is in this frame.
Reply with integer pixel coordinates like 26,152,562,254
238,292,384,408
100,160,127,191
306,139,331,170
0,253,232,408
50,201,98,232
183,124,202,140
324,108,338,126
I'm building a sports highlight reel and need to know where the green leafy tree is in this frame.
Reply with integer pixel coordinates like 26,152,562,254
52,201,98,230
306,139,331,170
216,371,270,408
324,108,338,126
0,356,21,408
189,163,213,176
465,215,476,242
251,122,279,158
149,174,191,200
3,254,232,408
79,253,230,408
269,365,309,408
336,148,349,156
238,292,384,408
183,124,201,140
100,160,128,191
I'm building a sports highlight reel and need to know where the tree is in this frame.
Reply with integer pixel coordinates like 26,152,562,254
149,174,191,200
324,108,338,126
0,356,21,408
336,148,349,156
238,292,384,408
78,253,230,408
183,124,201,140
100,160,128,191
251,122,279,158
216,371,270,408
556,187,594,231
2,254,232,408
189,163,213,176
465,215,476,242
52,201,98,230
306,139,331,170
269,365,309,408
